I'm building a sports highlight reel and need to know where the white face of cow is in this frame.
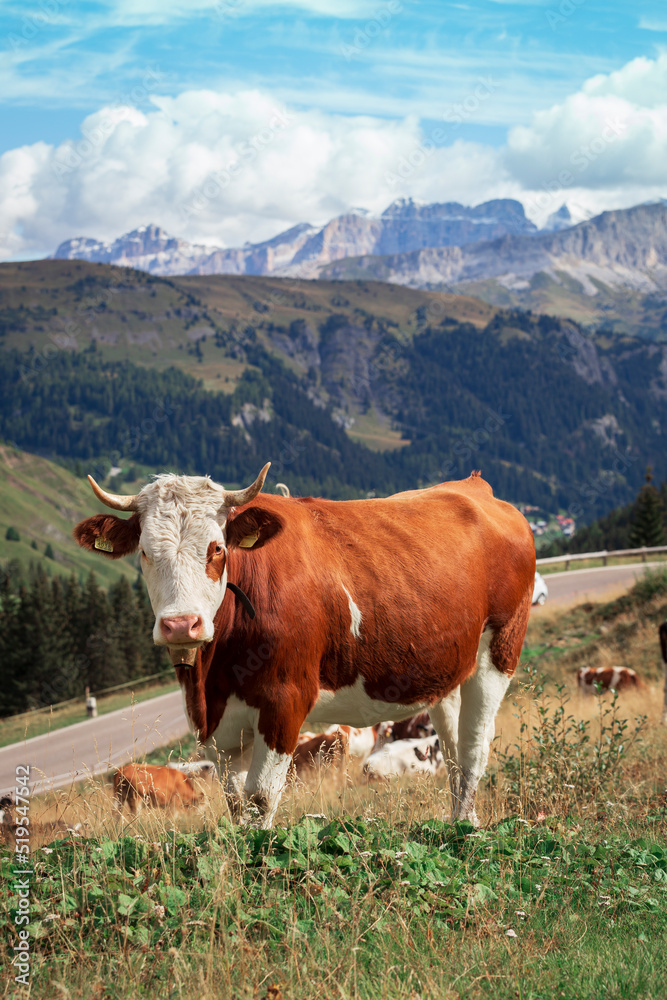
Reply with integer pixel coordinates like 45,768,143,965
74,464,270,657
137,476,230,648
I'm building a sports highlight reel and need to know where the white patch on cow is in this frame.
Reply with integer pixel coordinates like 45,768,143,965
610,668,622,690
342,585,362,638
456,629,510,823
307,675,429,730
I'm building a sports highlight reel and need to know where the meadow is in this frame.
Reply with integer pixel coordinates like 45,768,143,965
2,572,667,999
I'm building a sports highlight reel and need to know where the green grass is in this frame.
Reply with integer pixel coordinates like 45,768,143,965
0,443,139,586
2,814,666,999
0,678,179,749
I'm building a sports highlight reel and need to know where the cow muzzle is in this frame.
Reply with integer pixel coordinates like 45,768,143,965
159,615,205,644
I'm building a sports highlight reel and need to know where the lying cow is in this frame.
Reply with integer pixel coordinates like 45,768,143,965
75,465,535,827
113,764,202,815
363,736,443,781
291,728,349,776
376,712,436,744
577,666,640,695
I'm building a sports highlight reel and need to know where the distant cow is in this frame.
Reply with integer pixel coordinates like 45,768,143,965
378,712,436,743
113,764,202,814
577,666,640,695
363,736,443,781
659,623,667,725
292,728,349,776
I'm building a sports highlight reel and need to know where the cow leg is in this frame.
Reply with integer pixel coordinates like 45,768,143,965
428,686,462,820
456,630,511,824
243,733,292,829
205,743,254,817
663,663,667,727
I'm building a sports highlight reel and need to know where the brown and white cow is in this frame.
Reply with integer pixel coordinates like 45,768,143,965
577,666,641,695
113,764,203,814
75,466,535,827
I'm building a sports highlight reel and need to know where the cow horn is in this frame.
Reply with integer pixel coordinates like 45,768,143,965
222,463,270,507
87,475,139,511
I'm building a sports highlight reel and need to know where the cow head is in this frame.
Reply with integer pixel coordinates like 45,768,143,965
74,464,270,658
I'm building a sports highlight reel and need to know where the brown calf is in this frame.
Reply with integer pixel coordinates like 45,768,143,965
113,764,202,814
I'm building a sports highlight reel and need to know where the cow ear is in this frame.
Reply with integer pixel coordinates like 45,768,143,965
414,747,428,762
226,507,283,551
74,513,141,559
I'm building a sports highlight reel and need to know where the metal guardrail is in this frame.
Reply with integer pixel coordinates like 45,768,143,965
0,670,173,725
536,545,667,570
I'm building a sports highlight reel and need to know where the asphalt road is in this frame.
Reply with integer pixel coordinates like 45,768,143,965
1,561,661,795
538,560,664,606
0,689,191,797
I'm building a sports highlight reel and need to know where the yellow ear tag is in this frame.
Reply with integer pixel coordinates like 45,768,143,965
238,532,259,549
94,536,114,553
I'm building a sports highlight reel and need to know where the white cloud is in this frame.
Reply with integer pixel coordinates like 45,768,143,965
505,54,667,194
0,89,508,259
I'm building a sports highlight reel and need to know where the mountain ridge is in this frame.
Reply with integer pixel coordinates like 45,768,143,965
53,198,537,278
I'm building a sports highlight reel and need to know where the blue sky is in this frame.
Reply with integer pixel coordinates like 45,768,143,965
1,0,666,257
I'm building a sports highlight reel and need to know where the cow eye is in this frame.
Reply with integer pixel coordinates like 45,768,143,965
215,545,223,555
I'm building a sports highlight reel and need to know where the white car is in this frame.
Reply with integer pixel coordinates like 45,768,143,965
532,571,548,605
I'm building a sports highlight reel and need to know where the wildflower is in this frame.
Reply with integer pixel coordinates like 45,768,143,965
505,929,518,938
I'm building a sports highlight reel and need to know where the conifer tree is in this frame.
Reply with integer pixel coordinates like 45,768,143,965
629,467,666,548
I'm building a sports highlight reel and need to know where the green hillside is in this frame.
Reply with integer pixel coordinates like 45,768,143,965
2,260,667,522
0,444,138,586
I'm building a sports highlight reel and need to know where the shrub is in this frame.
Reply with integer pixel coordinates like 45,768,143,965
5,526,20,541
493,664,647,818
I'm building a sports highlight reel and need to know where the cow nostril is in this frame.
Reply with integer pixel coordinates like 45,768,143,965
189,617,203,637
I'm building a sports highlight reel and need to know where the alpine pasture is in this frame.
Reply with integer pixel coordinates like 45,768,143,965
2,571,667,1000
